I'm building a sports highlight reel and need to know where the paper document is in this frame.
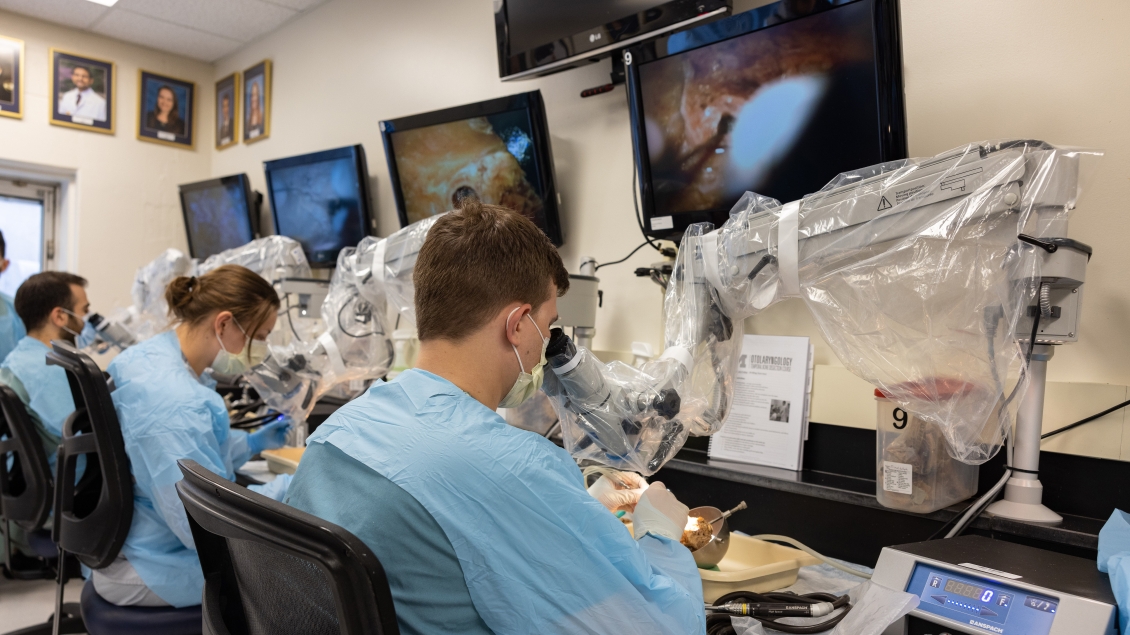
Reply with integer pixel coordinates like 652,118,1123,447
709,334,813,471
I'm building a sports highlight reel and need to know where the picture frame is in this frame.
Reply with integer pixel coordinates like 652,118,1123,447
215,72,239,150
0,35,24,119
242,59,271,144
137,70,195,149
50,48,114,134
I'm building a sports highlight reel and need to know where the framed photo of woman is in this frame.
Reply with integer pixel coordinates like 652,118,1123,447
0,35,24,119
50,49,114,133
242,59,270,144
137,70,194,148
215,72,239,150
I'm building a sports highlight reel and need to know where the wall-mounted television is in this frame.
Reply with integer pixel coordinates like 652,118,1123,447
626,0,907,240
263,145,373,267
380,90,564,246
178,174,258,259
495,0,731,81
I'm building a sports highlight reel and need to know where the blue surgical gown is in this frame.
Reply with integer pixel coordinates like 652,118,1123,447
0,293,27,363
109,330,291,608
301,369,706,634
0,336,76,473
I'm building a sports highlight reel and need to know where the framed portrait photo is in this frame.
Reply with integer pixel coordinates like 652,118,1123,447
50,49,114,133
242,59,271,144
215,72,239,150
0,35,24,119
137,70,194,148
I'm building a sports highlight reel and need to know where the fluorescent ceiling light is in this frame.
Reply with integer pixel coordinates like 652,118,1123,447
85,0,119,6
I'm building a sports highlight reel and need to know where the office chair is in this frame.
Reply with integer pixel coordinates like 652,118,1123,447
39,341,202,635
0,384,58,578
175,458,400,635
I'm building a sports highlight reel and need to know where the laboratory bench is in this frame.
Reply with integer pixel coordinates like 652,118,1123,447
655,422,1126,567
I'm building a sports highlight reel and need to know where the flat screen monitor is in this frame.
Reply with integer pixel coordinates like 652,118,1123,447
178,174,257,260
263,145,373,267
380,91,564,246
495,0,730,80
626,0,907,239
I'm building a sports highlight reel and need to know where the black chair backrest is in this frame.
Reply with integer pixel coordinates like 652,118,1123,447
46,341,133,569
175,459,399,635
0,384,53,531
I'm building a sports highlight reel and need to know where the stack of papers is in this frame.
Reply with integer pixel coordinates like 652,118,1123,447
708,334,814,471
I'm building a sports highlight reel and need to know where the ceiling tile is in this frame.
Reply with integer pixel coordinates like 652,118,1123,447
91,9,243,62
258,0,328,13
113,0,296,43
0,0,109,30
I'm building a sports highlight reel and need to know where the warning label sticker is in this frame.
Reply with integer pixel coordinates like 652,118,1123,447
877,196,892,211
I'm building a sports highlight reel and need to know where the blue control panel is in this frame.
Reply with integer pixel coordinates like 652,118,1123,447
906,564,1058,635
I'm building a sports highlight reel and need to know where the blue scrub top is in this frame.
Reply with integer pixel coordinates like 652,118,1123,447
303,369,706,635
0,293,27,363
1,337,76,472
109,330,289,608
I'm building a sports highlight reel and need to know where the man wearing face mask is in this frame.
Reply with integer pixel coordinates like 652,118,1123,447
0,272,89,561
286,199,705,635
96,264,291,608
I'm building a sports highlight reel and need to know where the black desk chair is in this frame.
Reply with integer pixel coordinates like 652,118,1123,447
41,341,202,635
175,458,400,635
0,384,57,578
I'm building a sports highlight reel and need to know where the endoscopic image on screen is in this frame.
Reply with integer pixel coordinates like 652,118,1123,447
183,185,253,258
270,157,366,262
391,109,545,226
638,0,882,216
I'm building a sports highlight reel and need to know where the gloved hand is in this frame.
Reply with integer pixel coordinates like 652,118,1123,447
587,471,648,512
248,417,292,455
632,482,690,541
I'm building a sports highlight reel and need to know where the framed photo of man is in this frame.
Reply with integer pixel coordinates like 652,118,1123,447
215,72,239,150
137,70,194,148
50,49,114,133
242,59,270,144
0,35,24,119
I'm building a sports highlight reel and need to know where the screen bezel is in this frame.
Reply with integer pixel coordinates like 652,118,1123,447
624,0,908,240
263,144,374,268
494,0,731,80
177,173,256,260
379,90,564,246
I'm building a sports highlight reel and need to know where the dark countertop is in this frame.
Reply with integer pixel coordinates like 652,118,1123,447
663,449,1104,551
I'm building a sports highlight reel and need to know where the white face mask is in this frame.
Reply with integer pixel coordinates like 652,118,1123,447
499,308,548,408
211,318,269,376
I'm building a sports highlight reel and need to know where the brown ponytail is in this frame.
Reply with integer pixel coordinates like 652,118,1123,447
165,265,280,341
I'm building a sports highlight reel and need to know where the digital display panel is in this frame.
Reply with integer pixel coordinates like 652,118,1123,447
179,176,254,260
635,0,882,216
907,564,1058,635
388,109,547,229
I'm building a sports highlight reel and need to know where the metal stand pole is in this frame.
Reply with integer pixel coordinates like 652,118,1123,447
985,344,1063,524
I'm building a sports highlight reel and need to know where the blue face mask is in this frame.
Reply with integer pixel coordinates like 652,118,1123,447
62,308,97,349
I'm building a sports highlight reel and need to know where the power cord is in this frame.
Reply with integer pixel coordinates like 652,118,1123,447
1042,398,1130,440
595,241,650,271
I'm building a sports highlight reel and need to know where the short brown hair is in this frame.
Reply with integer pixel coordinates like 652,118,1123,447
15,271,88,331
414,199,569,341
165,265,280,355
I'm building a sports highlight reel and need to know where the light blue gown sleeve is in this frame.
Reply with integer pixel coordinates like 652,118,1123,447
225,428,252,468
638,533,708,604
129,406,241,551
249,473,292,502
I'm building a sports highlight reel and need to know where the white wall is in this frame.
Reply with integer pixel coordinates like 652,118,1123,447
0,10,214,312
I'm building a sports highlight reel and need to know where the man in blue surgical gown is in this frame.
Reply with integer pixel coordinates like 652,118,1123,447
0,231,28,362
287,200,705,634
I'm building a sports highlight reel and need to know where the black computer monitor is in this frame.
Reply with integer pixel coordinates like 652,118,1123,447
626,0,907,239
380,90,564,246
178,174,257,259
263,145,374,267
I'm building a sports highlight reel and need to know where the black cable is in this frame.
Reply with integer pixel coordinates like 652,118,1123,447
1042,399,1130,440
230,411,281,429
631,160,664,253
595,241,650,271
706,591,851,635
1025,310,1041,367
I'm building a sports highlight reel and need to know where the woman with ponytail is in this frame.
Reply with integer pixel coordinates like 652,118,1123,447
91,264,292,609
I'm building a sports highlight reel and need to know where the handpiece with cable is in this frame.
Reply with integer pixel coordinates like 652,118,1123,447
706,591,852,635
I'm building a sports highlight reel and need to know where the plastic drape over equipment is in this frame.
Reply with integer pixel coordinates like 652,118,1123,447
242,219,441,425
543,141,1098,473
95,249,194,351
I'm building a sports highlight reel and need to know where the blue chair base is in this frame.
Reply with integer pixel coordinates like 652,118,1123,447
80,579,202,635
